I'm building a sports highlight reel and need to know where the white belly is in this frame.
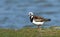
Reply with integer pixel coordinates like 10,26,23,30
32,20,44,25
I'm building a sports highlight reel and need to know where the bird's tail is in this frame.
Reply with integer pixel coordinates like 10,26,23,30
44,19,51,21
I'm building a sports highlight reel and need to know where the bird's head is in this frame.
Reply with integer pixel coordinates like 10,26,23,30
28,12,34,16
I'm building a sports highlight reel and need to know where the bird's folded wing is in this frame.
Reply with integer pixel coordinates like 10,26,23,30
34,19,44,22
33,15,44,19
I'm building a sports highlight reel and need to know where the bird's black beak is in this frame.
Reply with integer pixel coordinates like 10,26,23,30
28,15,29,16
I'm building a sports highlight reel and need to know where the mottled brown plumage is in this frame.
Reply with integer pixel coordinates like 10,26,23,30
33,15,51,22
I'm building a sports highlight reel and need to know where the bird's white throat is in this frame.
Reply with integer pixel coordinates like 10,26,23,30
31,16,33,19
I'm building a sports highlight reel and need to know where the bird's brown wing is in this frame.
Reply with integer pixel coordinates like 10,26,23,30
33,16,45,22
33,15,51,22
34,19,44,22
33,15,44,19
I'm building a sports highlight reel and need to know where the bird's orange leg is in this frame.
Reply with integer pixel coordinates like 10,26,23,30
37,25,41,32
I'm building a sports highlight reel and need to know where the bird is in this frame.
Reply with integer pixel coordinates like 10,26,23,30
28,12,51,28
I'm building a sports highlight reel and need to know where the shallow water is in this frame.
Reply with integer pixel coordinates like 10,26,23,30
0,0,60,29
